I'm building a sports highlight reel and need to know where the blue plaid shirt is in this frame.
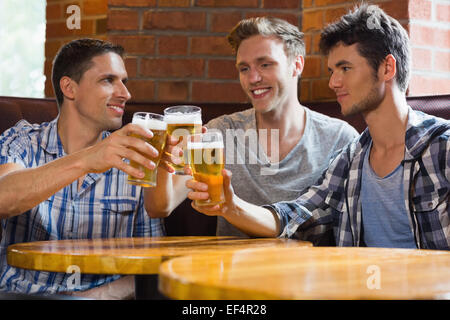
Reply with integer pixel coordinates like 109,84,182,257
0,118,165,294
270,108,450,250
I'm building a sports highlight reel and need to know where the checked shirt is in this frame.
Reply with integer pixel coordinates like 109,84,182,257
269,108,450,250
0,118,165,294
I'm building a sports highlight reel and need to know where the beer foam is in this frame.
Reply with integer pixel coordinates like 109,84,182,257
164,113,202,124
132,117,148,128
133,116,167,130
147,119,167,130
187,141,223,149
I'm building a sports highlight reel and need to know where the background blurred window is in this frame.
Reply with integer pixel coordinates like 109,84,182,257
0,0,46,97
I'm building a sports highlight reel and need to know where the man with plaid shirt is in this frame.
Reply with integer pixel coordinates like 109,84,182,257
0,39,165,298
186,4,449,250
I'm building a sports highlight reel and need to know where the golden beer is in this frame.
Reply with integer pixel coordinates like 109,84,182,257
128,113,167,188
164,106,202,175
187,133,224,207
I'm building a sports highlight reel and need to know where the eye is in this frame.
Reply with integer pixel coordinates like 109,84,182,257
261,61,274,69
102,77,114,83
342,66,351,72
238,66,249,73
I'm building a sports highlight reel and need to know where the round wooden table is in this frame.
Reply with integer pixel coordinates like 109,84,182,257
158,246,450,300
7,236,311,299
7,236,310,274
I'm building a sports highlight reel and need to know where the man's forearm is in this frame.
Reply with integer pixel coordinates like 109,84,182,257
0,152,87,218
144,171,190,217
223,196,281,238
69,276,135,300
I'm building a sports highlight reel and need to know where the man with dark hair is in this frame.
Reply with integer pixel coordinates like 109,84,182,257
52,38,125,109
0,38,165,298
187,4,449,250
146,16,358,238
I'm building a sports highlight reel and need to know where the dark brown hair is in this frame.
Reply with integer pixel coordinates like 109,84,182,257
51,38,125,108
319,4,411,92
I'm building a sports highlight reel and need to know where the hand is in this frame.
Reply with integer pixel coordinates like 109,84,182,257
158,134,182,174
160,126,208,174
82,123,159,178
186,169,236,217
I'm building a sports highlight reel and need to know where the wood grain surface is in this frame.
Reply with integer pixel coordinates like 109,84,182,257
7,236,311,275
159,246,450,300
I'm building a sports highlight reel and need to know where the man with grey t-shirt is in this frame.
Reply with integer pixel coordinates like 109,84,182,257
145,17,358,238
207,106,357,236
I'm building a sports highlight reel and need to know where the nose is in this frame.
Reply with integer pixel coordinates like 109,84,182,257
248,68,262,85
328,72,342,90
117,81,131,101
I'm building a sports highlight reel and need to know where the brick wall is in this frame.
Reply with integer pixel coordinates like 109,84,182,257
45,0,108,97
44,0,449,102
106,0,302,102
301,0,413,101
302,0,450,99
408,0,450,95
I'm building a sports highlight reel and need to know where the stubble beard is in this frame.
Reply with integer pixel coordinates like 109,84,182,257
342,84,383,117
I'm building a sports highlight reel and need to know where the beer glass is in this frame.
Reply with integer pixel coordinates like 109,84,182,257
164,105,202,175
187,131,225,207
127,112,167,188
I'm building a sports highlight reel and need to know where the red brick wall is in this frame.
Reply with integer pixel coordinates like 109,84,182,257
408,0,450,95
301,0,413,101
45,0,449,102
106,0,302,102
45,0,108,97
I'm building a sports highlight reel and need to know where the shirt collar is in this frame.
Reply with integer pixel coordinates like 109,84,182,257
40,116,64,156
40,116,111,156
404,106,449,159
355,106,447,160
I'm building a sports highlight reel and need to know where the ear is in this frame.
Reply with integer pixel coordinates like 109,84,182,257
292,55,304,78
59,76,76,101
381,54,396,82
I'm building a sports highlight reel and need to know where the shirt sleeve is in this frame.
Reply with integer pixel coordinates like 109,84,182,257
265,144,352,243
340,122,360,145
0,120,33,167
205,115,230,137
444,129,450,182
328,121,360,158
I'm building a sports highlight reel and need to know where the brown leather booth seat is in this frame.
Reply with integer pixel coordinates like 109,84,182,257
0,94,449,236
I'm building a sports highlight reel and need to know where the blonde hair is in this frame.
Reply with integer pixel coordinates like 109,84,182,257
227,16,305,58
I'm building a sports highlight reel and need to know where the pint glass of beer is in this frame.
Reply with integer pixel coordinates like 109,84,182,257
127,112,167,188
164,105,202,175
187,131,225,207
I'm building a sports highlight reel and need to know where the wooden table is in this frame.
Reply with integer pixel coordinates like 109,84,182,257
7,236,311,299
159,246,450,300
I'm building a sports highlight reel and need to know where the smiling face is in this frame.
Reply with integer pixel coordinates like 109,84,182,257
70,52,131,132
327,43,384,117
236,35,299,115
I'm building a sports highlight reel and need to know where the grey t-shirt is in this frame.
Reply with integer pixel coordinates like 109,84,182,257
360,142,416,248
206,107,359,236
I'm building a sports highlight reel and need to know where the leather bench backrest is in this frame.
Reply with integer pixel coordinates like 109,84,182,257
0,94,449,236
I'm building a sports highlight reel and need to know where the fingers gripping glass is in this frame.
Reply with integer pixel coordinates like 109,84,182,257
127,112,167,188
164,105,202,175
187,131,225,207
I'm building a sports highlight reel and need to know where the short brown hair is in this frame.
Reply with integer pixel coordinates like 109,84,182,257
52,38,125,108
319,4,411,92
227,16,305,58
